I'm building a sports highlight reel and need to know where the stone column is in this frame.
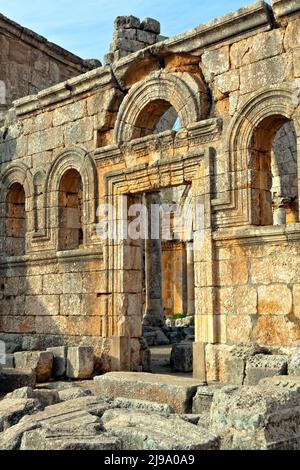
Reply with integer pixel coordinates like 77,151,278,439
143,192,164,327
273,196,287,225
186,241,195,315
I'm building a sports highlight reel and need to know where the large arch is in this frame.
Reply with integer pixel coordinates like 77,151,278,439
45,147,98,249
214,84,300,226
114,71,208,144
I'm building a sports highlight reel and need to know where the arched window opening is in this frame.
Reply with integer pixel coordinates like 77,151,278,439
58,169,83,251
5,183,26,256
251,116,298,226
133,100,181,139
272,121,298,225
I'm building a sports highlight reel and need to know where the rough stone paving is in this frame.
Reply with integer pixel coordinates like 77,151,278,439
1,0,300,451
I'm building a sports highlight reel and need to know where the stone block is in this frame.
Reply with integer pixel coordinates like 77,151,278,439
170,342,193,372
115,16,140,30
5,386,59,408
0,398,41,432
225,357,246,385
0,369,36,393
211,382,300,449
102,409,219,450
192,384,223,414
272,0,300,18
21,428,122,450
46,346,67,378
94,372,203,413
14,351,53,383
288,351,300,376
141,17,160,34
244,354,288,385
66,346,94,379
58,387,92,402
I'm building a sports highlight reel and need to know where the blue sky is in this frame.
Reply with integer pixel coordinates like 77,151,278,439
0,0,255,61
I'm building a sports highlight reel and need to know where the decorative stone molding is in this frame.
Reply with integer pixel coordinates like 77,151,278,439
113,71,207,144
272,0,300,18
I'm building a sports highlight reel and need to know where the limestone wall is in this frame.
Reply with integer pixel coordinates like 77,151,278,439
0,1,300,374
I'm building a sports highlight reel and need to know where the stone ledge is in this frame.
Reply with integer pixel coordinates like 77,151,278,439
13,66,113,116
94,372,203,413
272,0,300,18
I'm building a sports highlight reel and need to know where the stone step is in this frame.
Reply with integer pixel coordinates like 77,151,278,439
94,372,203,413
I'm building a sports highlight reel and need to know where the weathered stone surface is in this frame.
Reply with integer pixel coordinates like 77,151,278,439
0,368,36,393
66,346,94,379
202,46,230,81
170,341,193,372
14,351,53,383
288,350,300,375
20,428,122,450
58,386,93,402
192,384,223,414
141,18,160,34
102,409,220,450
5,386,60,408
211,382,300,450
240,54,293,94
224,344,270,385
244,354,288,385
0,398,41,432
113,397,173,414
46,346,67,378
94,372,202,413
0,396,113,449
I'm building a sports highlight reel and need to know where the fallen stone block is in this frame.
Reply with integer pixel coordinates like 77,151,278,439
244,354,288,385
20,428,122,450
192,384,223,414
5,386,60,408
225,343,271,385
0,398,41,432
170,342,193,372
94,372,202,413
113,397,173,414
210,383,300,450
259,375,300,392
0,396,113,450
46,346,67,378
14,351,53,383
154,329,170,346
58,387,92,402
102,409,220,450
66,346,94,379
0,368,36,393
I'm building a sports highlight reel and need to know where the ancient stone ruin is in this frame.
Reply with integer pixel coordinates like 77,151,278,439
1,0,300,451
